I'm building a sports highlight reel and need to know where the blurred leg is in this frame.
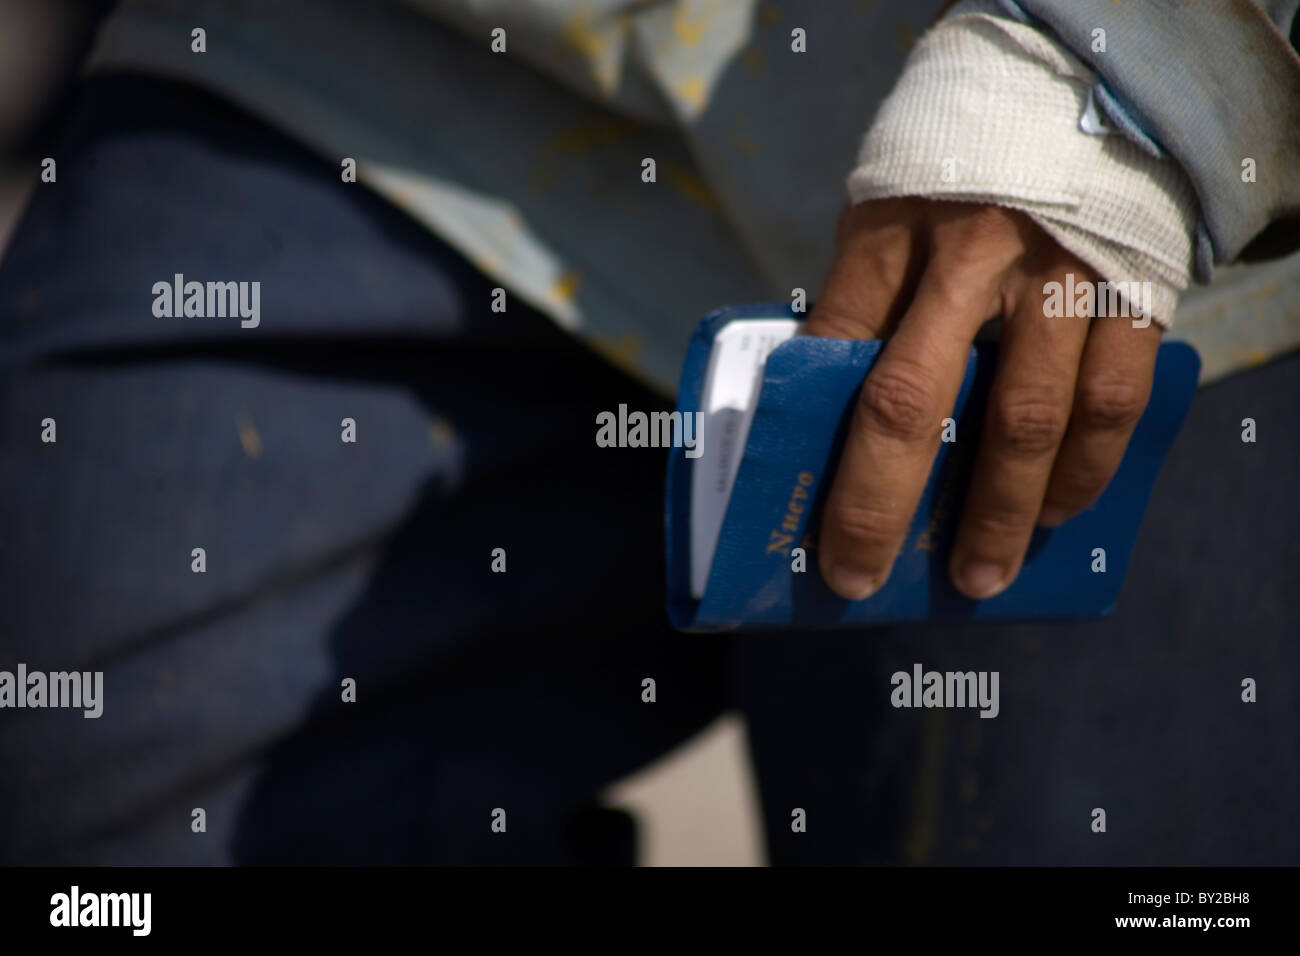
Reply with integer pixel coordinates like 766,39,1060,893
0,75,726,865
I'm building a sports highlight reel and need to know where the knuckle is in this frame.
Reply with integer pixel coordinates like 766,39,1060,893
1074,378,1147,431
1043,489,1095,520
859,364,941,440
863,235,912,276
964,504,1034,544
937,205,1019,258
807,301,865,339
828,502,908,558
836,199,884,238
959,204,1015,239
990,390,1069,456
925,254,1004,315
923,266,974,308
1049,462,1112,508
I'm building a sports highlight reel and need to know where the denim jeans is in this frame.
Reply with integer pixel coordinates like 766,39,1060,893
1,75,1295,865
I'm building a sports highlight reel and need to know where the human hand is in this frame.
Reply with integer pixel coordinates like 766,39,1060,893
805,197,1161,601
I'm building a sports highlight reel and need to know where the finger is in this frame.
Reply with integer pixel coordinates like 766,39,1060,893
948,270,1092,599
1038,313,1162,526
818,254,1001,600
803,198,924,340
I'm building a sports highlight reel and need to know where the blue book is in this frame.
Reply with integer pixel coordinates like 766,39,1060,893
665,303,1200,631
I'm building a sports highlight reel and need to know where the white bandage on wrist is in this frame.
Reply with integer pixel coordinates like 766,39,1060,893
846,7,1199,327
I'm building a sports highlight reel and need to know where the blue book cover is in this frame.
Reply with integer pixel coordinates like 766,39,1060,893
665,303,1201,631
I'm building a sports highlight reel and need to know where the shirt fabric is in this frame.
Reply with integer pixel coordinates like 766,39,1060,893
68,0,1300,391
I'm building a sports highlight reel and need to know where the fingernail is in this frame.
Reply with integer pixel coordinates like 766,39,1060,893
958,561,1008,599
824,565,880,601
1038,506,1069,528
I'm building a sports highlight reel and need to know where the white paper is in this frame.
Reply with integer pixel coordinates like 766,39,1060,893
689,319,800,599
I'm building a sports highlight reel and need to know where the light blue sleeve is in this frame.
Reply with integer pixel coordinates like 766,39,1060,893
969,0,1300,282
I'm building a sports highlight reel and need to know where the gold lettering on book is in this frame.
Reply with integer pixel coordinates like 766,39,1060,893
765,471,816,556
915,471,957,553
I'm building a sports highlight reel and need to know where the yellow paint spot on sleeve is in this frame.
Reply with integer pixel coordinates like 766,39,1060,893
589,334,646,378
560,7,608,61
550,271,582,304
759,4,782,25
557,4,631,95
1242,347,1275,368
674,75,707,110
662,162,722,211
532,118,640,196
672,10,707,47
545,118,639,157
236,417,263,459
471,254,502,275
